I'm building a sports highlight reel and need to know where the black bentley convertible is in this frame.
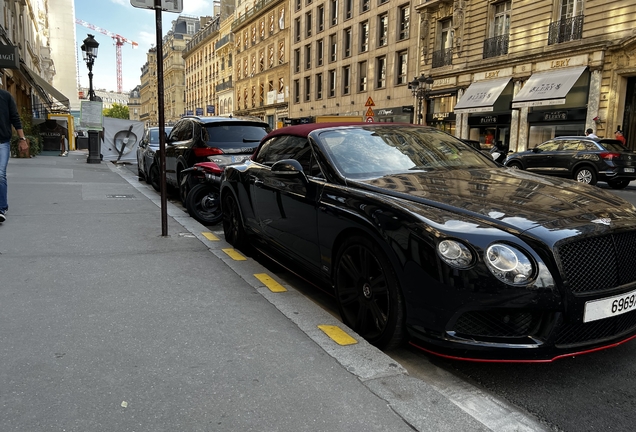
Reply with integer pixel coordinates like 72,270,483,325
219,123,636,362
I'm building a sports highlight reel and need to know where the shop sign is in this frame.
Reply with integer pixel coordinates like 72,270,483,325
0,45,19,69
543,111,568,121
402,105,414,113
432,77,456,87
480,115,498,124
377,109,394,115
433,112,450,120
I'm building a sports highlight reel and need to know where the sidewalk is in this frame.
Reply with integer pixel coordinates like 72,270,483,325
0,151,545,431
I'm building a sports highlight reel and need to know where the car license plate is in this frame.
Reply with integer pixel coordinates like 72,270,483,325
583,288,636,323
624,168,635,173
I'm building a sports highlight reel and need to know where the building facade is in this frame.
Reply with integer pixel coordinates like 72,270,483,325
415,0,636,151
128,85,141,121
140,48,158,126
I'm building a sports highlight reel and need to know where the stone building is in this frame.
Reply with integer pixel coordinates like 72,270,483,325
415,0,636,151
140,48,158,126
128,86,141,121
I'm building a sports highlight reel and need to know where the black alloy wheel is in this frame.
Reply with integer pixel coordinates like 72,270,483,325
607,179,631,189
222,193,248,250
574,166,598,185
186,184,223,225
334,236,406,350
149,163,161,192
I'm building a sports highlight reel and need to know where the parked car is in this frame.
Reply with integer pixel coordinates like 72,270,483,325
136,126,172,185
148,116,270,193
504,136,636,189
220,123,636,362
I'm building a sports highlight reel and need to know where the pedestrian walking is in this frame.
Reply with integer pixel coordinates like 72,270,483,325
586,128,599,139
0,85,28,223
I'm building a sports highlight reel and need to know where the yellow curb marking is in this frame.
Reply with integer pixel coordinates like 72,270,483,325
202,232,220,241
318,325,358,346
222,248,247,261
254,273,287,292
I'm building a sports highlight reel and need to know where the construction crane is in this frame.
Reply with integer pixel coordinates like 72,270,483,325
75,19,139,93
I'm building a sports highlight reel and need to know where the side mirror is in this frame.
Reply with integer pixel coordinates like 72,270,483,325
271,159,304,175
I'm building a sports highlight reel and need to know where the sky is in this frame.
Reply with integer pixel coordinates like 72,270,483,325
74,0,216,94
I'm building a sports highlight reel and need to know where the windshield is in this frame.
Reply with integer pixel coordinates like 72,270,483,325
204,124,269,149
317,126,496,178
149,127,173,144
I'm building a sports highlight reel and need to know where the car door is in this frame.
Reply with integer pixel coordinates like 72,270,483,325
524,140,562,174
250,135,322,269
554,139,586,175
165,120,193,186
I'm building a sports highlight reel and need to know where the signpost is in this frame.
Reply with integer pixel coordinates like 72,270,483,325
130,0,182,236
365,97,375,123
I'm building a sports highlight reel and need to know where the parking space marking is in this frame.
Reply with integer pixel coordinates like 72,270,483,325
255,273,287,292
318,325,358,346
222,248,247,261
202,232,220,241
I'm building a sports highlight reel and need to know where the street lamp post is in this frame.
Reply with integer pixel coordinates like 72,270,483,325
81,34,101,164
408,74,434,125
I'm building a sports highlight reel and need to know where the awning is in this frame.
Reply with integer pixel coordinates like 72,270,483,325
511,66,586,108
20,63,70,109
454,77,512,113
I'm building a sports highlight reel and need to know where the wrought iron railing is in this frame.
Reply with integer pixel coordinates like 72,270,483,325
483,35,509,59
216,80,233,92
432,48,452,68
548,15,584,45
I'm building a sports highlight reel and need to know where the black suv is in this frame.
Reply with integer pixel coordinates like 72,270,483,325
150,116,270,191
504,136,636,189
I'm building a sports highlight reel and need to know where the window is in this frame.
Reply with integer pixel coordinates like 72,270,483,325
549,0,584,44
259,51,265,72
433,18,453,68
318,5,325,32
359,21,369,52
484,1,510,58
361,0,369,12
306,11,312,37
345,0,352,19
358,60,367,92
305,76,311,101
399,5,410,40
376,56,386,88
342,65,351,95
294,79,300,103
343,27,352,57
330,0,338,26
378,13,388,47
295,18,301,42
316,73,323,99
329,33,337,62
269,45,274,68
305,44,312,69
317,39,324,66
328,69,336,97
296,0,302,10
294,48,301,73
396,50,408,85
279,40,285,64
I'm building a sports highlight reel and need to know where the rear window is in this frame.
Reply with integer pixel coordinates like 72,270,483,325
204,124,268,149
599,139,630,152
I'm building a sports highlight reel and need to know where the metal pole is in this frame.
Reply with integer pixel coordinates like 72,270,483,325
155,0,168,236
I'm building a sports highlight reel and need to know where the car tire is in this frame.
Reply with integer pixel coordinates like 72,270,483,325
149,163,161,192
607,179,631,189
574,166,597,185
186,184,223,225
507,161,522,169
223,193,248,251
334,235,406,350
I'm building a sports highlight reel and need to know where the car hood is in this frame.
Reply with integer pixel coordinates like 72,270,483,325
357,167,636,236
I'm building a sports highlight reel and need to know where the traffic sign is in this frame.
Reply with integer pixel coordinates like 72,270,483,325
130,0,183,12
365,107,375,117
365,97,375,107
366,117,374,122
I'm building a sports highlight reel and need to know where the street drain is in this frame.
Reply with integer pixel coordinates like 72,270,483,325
106,194,136,199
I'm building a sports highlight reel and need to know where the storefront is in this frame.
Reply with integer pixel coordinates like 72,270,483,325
374,106,412,123
425,90,457,135
466,114,512,150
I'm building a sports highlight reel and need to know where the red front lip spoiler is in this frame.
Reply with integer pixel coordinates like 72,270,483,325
409,333,636,363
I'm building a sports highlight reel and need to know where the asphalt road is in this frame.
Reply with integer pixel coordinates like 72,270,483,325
127,162,636,432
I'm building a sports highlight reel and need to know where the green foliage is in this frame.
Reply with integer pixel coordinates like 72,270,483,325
103,103,130,119
10,108,42,157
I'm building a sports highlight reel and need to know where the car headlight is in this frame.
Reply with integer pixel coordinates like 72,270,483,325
437,240,473,269
485,243,534,285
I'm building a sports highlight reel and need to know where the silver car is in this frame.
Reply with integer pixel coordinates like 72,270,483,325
136,126,172,185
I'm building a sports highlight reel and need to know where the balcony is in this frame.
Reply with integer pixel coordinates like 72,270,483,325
483,35,509,59
548,15,584,45
216,80,234,92
432,48,452,68
215,33,235,50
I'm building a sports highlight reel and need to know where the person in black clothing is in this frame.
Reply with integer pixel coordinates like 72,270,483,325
0,86,27,223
